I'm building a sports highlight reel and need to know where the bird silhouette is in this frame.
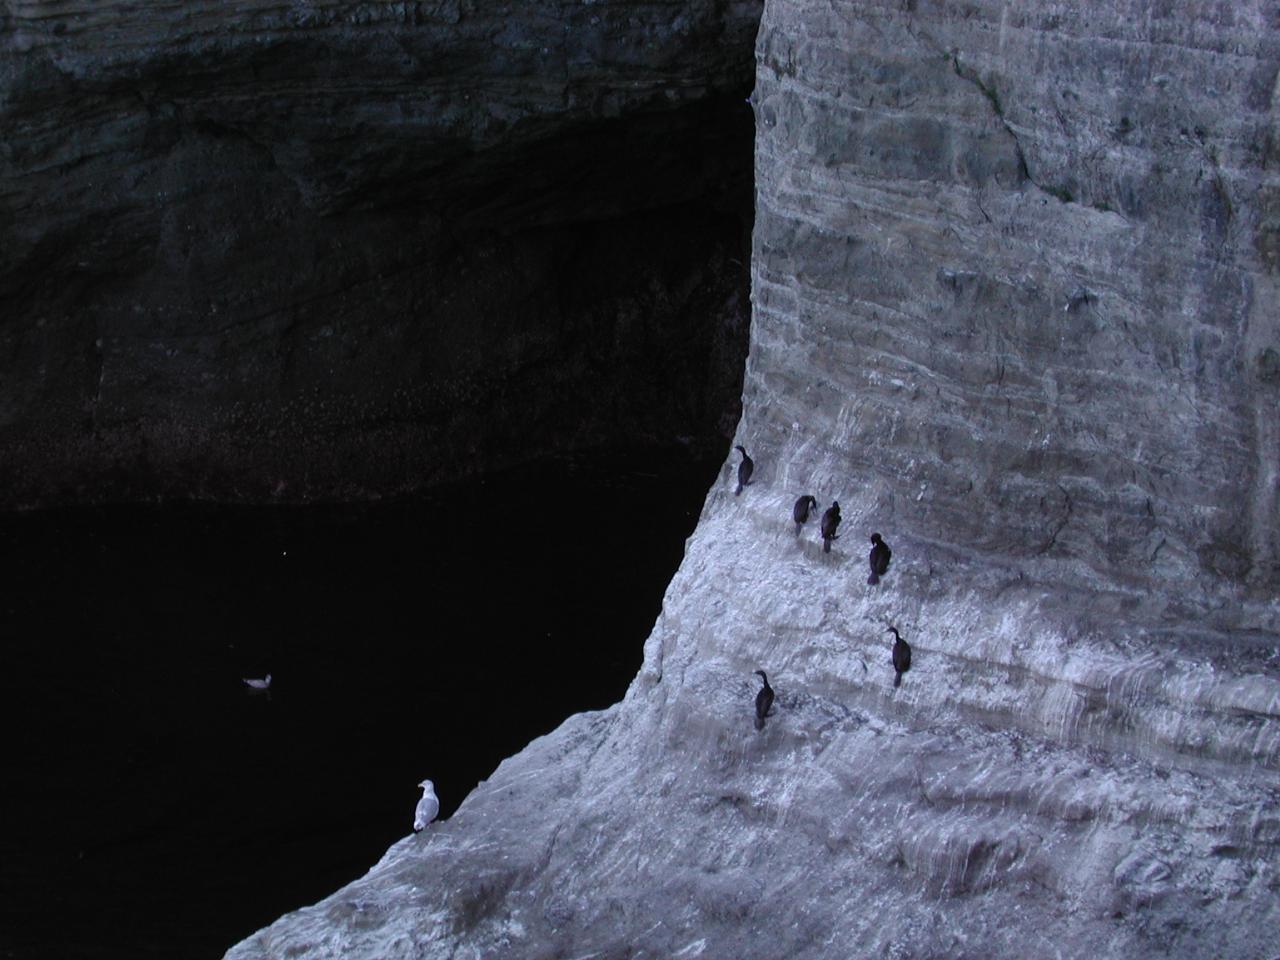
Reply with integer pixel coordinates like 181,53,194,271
734,445,754,495
868,533,892,584
754,669,774,731
821,501,842,553
888,626,912,688
792,494,818,534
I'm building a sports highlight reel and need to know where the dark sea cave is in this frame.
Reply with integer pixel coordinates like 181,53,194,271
0,448,726,958
0,8,758,953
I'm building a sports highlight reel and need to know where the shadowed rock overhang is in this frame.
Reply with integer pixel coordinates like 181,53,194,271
0,0,764,504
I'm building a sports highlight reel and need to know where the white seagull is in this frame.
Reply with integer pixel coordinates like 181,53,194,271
242,674,272,691
414,780,439,832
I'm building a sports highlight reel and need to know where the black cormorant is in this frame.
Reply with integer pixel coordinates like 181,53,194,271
792,494,818,534
888,626,912,688
868,532,892,585
734,445,754,495
754,669,774,731
820,501,842,553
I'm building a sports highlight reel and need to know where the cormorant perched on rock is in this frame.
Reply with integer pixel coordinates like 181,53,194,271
888,626,911,688
413,779,439,832
754,669,774,731
868,532,892,585
792,494,818,534
734,445,754,495
820,501,841,553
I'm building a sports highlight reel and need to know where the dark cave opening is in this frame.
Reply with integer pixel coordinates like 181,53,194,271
1,90,755,507
1,13,758,957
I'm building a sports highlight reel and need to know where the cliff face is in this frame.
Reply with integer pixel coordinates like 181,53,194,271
0,0,760,503
223,0,1280,956
750,0,1280,600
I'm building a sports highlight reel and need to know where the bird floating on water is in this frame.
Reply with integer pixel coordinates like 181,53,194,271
734,445,754,495
242,674,272,691
868,532,892,585
414,779,439,832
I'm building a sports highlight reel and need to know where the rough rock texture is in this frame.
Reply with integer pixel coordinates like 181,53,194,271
0,0,760,504
227,0,1280,957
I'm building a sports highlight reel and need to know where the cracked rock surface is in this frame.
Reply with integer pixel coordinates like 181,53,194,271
224,0,1280,956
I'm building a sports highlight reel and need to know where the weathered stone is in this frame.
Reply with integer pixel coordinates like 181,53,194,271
166,0,1280,956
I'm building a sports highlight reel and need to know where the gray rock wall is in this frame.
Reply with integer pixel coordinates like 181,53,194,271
0,0,760,503
749,0,1280,600
223,1,1280,957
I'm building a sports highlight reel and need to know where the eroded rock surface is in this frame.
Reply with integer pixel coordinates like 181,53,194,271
1,0,760,503
225,0,1280,956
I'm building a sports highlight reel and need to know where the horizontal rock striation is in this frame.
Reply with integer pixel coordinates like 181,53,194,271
0,0,761,504
227,1,1280,958
749,0,1280,600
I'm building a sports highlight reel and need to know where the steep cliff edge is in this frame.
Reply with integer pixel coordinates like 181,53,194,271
226,1,1280,957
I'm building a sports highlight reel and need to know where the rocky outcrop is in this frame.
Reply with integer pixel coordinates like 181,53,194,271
224,0,1280,956
0,0,760,504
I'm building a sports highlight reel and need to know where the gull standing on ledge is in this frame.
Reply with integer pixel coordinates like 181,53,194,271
754,669,775,732
414,780,439,832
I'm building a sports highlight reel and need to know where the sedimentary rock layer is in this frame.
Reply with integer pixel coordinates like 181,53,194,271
225,0,1280,956
0,0,760,503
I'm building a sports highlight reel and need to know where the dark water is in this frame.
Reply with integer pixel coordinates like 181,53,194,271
0,450,711,960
